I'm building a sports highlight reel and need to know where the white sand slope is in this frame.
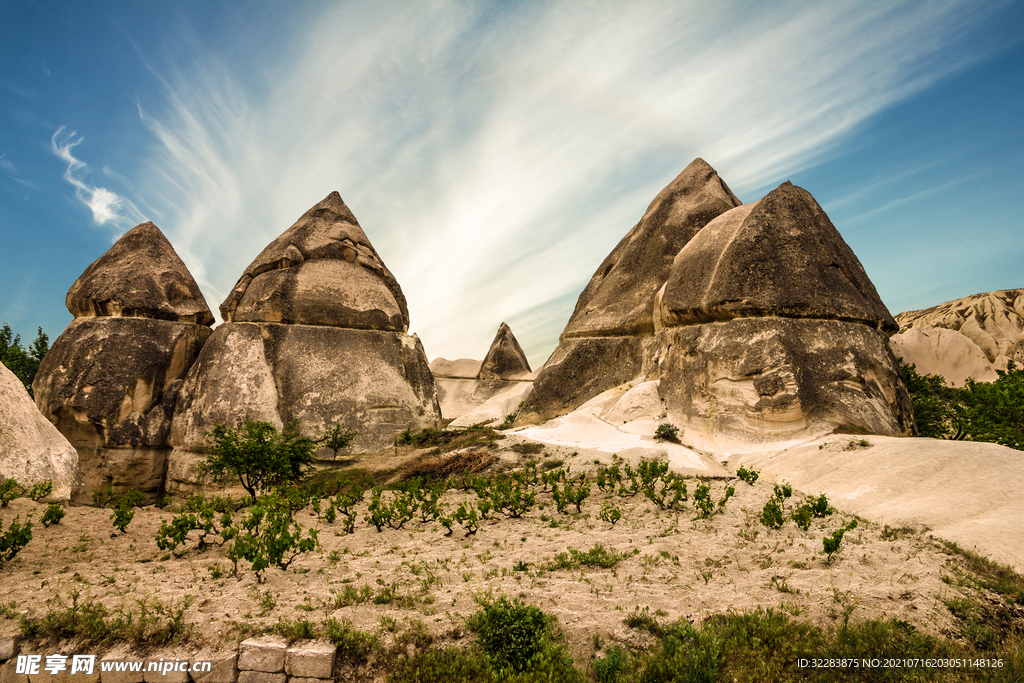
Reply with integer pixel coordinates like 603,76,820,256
738,435,1024,572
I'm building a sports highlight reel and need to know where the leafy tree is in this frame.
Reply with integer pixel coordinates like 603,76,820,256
204,419,318,503
962,362,1024,450
321,424,359,461
0,323,49,396
900,362,967,439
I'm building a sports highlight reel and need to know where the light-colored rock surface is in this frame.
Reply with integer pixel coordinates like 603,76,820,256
284,642,335,679
427,357,482,379
889,326,997,385
740,435,1024,573
890,288,1024,385
519,159,741,424
0,363,78,502
0,635,20,662
66,222,213,326
447,381,534,428
235,673,284,683
238,639,286,673
171,193,440,469
189,653,237,683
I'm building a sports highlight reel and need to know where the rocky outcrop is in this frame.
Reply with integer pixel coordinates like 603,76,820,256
430,323,535,427
169,193,440,493
478,323,531,380
890,289,1024,385
33,222,213,503
518,159,741,424
651,182,912,448
0,362,78,501
518,163,912,449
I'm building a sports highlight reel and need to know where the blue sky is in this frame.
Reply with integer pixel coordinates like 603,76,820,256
1,1,1022,369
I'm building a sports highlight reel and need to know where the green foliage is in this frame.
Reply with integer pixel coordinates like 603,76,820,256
594,645,630,683
467,596,551,674
552,475,590,513
654,422,680,443
598,501,622,526
792,494,832,531
27,481,53,501
478,474,537,518
320,425,359,460
902,360,1024,449
155,494,236,556
735,464,759,485
228,490,319,581
0,478,23,507
109,489,144,534
693,482,735,519
1,514,32,566
41,503,65,527
823,520,858,563
365,486,416,531
760,499,785,529
543,544,638,571
0,323,48,396
204,419,318,502
635,618,720,683
324,618,377,663
19,590,191,648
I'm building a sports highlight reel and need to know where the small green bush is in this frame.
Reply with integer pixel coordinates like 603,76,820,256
735,465,759,485
654,423,680,443
110,489,144,534
1,514,32,566
228,490,319,581
0,479,23,507
823,520,858,564
27,481,53,501
693,482,735,519
41,503,65,527
467,597,550,674
759,499,785,529
204,419,318,503
595,645,630,683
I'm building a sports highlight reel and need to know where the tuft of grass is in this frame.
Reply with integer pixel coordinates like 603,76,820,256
542,545,638,572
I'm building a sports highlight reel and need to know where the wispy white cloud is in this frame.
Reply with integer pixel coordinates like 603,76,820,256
123,0,1007,366
51,127,146,235
0,153,15,174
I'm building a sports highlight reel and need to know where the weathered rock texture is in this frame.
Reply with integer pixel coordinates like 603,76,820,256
890,289,1024,385
33,223,213,503
430,323,534,427
518,158,741,424
0,362,78,501
519,164,913,449
169,193,439,492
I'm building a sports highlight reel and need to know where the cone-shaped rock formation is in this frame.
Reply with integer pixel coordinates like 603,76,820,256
169,193,440,492
478,322,531,380
518,159,741,424
34,222,213,503
518,163,913,449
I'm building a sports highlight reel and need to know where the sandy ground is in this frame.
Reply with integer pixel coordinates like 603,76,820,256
0,437,987,672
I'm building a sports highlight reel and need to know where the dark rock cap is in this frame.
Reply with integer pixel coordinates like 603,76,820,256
562,158,742,338
221,192,410,330
66,222,213,326
478,323,531,380
658,182,897,333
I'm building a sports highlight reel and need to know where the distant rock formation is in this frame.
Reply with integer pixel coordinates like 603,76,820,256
1,362,78,501
518,163,913,450
169,193,440,492
890,289,1024,385
518,158,742,424
33,222,213,503
430,323,534,427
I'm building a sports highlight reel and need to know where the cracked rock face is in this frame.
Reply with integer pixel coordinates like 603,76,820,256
34,222,213,502
478,323,531,380
169,192,439,489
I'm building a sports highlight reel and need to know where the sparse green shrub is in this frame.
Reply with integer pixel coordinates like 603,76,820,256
0,323,48,396
27,481,53,501
823,520,858,564
635,618,720,683
792,505,813,531
693,482,735,519
330,486,367,534
552,476,590,513
735,465,759,485
41,503,65,527
204,419,318,503
599,501,622,526
595,645,630,683
544,545,638,571
0,479,23,507
155,494,236,555
320,424,359,460
110,488,143,534
324,618,377,663
654,423,680,443
760,499,785,529
1,514,32,566
481,474,536,518
365,486,416,531
227,490,319,581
